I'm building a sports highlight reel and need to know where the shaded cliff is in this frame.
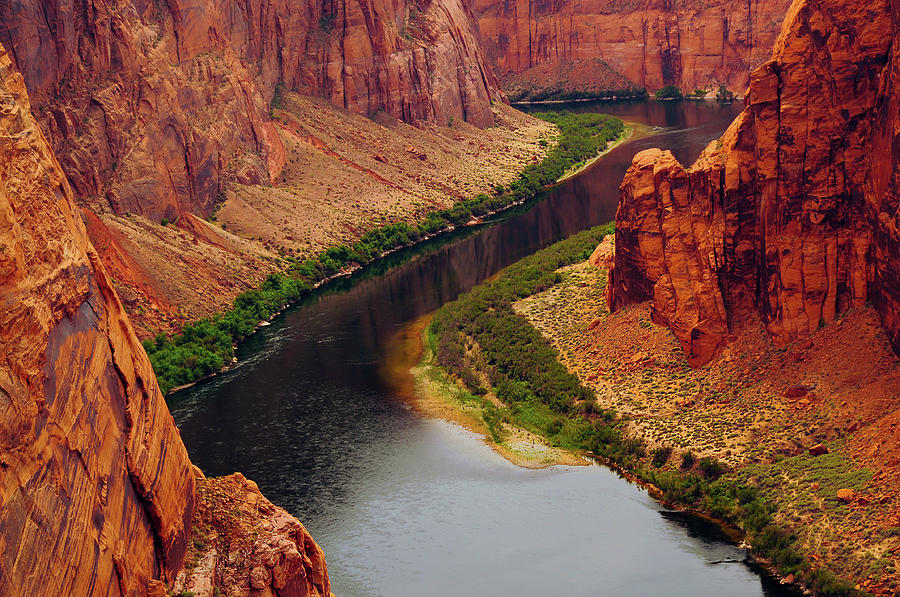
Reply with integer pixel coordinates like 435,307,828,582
474,0,792,98
607,0,900,366
0,41,331,596
0,0,502,221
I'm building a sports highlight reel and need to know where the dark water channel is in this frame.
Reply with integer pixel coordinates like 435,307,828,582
170,101,798,596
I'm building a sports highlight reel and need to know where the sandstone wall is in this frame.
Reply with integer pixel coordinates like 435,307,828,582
607,0,900,366
0,41,333,596
0,0,501,220
0,40,195,594
474,0,792,94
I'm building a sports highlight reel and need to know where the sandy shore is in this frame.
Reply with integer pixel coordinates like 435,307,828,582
382,313,588,469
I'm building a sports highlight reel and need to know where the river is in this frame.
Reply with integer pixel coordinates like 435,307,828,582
169,100,798,597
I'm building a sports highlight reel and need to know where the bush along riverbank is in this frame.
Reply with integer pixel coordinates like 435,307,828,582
143,111,625,394
424,224,864,597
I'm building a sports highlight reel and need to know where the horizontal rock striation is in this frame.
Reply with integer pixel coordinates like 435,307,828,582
474,0,792,95
607,0,900,367
0,41,333,596
0,0,501,220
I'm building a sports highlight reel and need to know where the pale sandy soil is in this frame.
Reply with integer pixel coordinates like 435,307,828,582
513,249,900,595
218,94,555,259
100,95,555,337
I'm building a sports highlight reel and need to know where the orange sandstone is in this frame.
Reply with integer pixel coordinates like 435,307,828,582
607,0,900,365
0,40,332,596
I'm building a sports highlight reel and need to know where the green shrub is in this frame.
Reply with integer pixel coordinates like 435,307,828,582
680,450,696,470
716,83,734,103
698,456,726,479
655,85,683,100
144,112,623,394
652,446,673,467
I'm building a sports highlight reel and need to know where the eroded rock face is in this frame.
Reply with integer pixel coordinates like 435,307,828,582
175,472,332,597
0,0,501,220
0,40,194,594
0,41,334,596
607,0,900,366
474,0,793,95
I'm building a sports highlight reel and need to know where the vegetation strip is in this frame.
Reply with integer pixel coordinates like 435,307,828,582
144,111,624,394
424,224,864,597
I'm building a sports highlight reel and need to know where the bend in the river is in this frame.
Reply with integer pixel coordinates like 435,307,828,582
169,101,800,597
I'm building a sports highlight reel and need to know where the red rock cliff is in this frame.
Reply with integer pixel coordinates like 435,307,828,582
474,0,792,94
0,41,331,596
0,39,195,594
607,0,900,366
0,0,501,220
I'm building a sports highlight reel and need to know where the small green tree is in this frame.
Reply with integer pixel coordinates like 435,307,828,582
716,83,734,103
654,85,683,100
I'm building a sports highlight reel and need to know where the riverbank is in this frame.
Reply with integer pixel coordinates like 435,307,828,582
417,228,900,595
385,313,588,468
514,253,900,595
555,124,635,183
150,110,627,394
99,96,556,340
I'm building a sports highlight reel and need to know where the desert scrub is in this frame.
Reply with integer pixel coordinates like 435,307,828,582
428,223,646,466
144,111,625,394
426,227,865,596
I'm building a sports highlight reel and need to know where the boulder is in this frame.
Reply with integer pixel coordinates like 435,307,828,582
837,488,856,502
809,444,830,456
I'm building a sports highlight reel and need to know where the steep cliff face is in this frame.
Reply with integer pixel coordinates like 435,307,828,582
607,0,900,366
0,40,195,594
175,472,331,597
0,41,332,596
0,0,501,221
474,0,792,96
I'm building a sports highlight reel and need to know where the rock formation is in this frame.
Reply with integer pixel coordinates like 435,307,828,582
474,0,792,97
175,472,331,597
607,0,900,366
0,41,331,596
0,0,501,221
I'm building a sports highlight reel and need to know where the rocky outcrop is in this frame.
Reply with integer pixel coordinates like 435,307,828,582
0,41,332,595
0,0,501,221
474,0,792,96
607,0,900,366
175,472,332,597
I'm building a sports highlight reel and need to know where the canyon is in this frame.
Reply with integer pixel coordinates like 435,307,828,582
0,0,501,221
0,0,552,337
0,39,329,597
473,0,794,101
1,0,898,591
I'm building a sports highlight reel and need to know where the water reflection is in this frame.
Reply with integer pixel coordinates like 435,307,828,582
166,101,800,597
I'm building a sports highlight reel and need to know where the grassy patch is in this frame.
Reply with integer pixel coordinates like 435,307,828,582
428,223,648,465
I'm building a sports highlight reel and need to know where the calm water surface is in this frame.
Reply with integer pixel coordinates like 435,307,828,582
170,101,796,596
